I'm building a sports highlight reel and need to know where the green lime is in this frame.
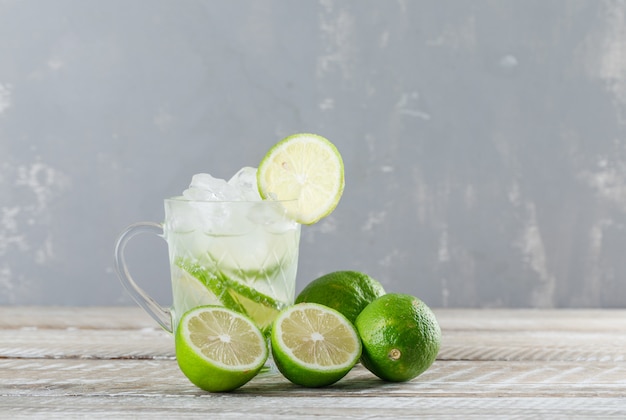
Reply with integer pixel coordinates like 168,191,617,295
270,302,361,387
295,271,386,324
257,133,345,225
175,305,268,392
355,293,441,382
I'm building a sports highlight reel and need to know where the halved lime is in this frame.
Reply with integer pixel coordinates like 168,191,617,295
175,305,268,392
270,302,361,387
257,133,344,225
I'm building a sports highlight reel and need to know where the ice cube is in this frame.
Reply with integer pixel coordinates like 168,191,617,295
247,201,299,233
165,196,226,237
165,202,198,233
228,167,262,201
183,173,242,201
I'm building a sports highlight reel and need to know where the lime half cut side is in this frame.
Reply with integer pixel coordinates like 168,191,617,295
270,302,361,387
175,305,268,392
257,133,345,225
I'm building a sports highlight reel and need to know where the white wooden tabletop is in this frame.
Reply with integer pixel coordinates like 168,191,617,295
1,307,625,418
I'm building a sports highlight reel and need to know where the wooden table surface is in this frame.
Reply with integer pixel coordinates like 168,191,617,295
1,307,625,418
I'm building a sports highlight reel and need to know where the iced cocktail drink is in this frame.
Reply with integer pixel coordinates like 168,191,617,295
114,168,301,335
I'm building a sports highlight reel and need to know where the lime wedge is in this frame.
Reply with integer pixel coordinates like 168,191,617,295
176,257,288,334
270,302,362,387
175,305,268,392
175,258,246,314
227,289,282,335
257,133,344,225
171,265,222,327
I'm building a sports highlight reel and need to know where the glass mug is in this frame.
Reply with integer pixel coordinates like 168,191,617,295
114,197,301,334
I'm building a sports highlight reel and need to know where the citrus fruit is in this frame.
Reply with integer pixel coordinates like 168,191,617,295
175,305,268,392
270,302,361,387
355,293,441,382
257,133,344,225
295,270,386,324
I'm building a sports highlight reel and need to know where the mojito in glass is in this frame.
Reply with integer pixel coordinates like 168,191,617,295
164,169,300,333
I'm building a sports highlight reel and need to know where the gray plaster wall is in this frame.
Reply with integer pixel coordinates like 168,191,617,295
1,0,626,308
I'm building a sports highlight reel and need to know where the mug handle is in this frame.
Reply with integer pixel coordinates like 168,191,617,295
114,222,173,333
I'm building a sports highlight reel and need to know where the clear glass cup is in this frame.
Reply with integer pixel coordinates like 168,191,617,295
114,197,301,334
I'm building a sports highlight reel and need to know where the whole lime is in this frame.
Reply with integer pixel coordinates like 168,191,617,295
295,271,385,324
355,293,441,382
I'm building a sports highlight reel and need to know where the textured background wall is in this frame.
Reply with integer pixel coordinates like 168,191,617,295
1,0,626,308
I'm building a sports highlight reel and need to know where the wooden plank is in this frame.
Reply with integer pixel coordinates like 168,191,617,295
0,359,625,418
438,309,626,362
0,306,156,329
0,328,173,359
434,309,626,333
1,395,625,419
1,359,625,399
441,331,626,362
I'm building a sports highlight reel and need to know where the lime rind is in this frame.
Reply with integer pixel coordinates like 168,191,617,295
257,133,345,225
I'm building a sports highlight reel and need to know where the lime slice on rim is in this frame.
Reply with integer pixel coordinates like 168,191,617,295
270,302,362,387
257,133,345,225
175,305,268,392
